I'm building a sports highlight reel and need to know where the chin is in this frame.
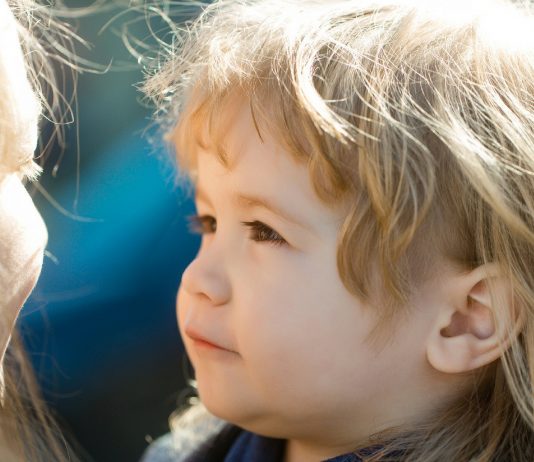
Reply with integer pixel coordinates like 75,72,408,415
200,392,282,437
200,389,251,424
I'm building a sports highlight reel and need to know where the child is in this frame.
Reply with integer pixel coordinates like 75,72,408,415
142,0,534,460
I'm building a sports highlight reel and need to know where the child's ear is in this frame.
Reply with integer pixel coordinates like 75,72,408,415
426,264,520,374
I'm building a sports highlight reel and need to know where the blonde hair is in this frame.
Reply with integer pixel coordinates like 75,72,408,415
0,0,79,460
0,333,76,461
144,0,534,460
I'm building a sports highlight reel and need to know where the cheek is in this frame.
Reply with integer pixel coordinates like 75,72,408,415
234,256,377,397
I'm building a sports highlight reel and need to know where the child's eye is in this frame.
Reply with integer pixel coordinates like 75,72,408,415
241,220,287,246
187,214,217,235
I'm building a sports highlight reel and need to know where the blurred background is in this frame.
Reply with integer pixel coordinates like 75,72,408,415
18,3,200,461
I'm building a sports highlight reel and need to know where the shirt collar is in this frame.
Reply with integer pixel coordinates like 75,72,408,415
224,430,364,462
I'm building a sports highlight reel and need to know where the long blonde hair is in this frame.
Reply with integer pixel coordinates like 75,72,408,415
144,1,534,460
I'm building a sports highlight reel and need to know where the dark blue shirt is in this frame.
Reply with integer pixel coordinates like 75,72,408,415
185,425,365,462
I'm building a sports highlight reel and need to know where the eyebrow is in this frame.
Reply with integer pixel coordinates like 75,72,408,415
195,186,307,228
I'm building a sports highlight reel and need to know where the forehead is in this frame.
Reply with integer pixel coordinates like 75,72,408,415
184,97,308,189
179,98,346,231
171,87,316,175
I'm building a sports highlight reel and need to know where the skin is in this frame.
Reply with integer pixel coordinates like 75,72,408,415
175,100,471,462
0,0,47,371
0,174,47,362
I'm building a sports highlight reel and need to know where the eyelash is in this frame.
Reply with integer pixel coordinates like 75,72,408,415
187,215,287,246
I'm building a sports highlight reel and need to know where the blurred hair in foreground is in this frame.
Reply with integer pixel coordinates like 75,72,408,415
0,0,82,459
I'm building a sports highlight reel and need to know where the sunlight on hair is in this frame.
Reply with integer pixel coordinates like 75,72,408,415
478,3,534,51
141,0,534,460
414,0,532,36
412,0,534,51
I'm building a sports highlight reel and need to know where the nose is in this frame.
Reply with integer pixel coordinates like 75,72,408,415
180,242,231,306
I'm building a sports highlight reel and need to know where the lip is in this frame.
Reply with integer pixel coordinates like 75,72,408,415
185,327,236,353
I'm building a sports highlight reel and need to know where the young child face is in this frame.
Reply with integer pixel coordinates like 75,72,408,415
176,98,453,447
